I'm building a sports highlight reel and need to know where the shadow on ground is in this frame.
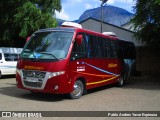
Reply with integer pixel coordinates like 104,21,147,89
124,75,160,90
0,75,15,79
0,85,66,102
0,75,159,102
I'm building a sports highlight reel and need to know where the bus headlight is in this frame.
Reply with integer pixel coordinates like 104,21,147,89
49,71,65,79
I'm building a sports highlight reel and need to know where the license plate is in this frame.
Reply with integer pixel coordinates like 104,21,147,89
25,78,39,82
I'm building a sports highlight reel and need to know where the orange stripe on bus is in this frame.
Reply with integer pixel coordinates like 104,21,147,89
87,75,119,86
74,71,113,77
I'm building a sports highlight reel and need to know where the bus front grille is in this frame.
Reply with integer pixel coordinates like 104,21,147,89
22,70,46,78
22,70,46,88
24,81,42,88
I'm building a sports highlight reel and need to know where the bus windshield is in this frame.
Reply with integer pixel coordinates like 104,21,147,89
21,31,73,61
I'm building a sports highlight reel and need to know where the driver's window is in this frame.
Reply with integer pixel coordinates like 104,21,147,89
71,33,87,60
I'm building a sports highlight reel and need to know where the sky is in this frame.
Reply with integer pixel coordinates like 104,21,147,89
55,0,136,21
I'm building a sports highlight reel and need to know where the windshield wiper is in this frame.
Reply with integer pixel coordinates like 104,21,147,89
39,52,59,61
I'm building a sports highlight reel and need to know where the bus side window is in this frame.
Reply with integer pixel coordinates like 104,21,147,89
87,35,96,58
87,36,113,59
108,40,117,58
96,37,107,58
104,38,110,58
71,33,87,60
117,41,124,59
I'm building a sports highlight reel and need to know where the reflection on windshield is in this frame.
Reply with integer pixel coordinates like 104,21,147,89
21,31,73,60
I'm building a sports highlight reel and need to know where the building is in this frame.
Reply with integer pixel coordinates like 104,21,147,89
121,22,135,32
79,17,145,46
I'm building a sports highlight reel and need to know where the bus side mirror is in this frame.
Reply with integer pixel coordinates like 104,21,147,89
75,35,83,45
26,36,30,42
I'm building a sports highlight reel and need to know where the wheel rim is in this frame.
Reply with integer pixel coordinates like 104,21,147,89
72,82,83,97
119,76,124,86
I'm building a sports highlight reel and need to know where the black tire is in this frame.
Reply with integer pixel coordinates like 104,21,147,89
117,75,124,87
69,80,84,99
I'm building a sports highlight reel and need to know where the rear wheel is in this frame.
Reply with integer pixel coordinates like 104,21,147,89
69,80,84,99
117,75,124,87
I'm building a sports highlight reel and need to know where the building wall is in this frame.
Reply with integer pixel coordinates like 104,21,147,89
80,19,144,46
121,22,135,32
136,47,160,75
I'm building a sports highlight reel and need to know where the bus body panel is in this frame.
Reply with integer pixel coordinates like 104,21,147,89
16,58,75,94
69,58,120,90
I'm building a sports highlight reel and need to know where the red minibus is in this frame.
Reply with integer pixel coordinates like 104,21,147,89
16,22,136,99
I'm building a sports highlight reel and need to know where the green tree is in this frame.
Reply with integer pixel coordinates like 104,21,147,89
0,0,61,47
132,0,160,48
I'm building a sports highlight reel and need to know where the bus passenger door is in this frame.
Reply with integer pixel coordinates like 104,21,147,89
69,33,88,81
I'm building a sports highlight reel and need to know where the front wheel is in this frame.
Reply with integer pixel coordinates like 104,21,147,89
69,80,84,99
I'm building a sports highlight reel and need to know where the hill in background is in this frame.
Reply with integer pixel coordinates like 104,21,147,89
57,6,134,27
78,6,134,26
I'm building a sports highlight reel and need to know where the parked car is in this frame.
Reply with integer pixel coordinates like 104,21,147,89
0,47,23,78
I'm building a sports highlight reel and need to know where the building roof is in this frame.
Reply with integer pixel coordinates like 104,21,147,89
79,17,136,34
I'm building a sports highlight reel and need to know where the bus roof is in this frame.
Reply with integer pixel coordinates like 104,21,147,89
36,27,75,33
36,27,118,40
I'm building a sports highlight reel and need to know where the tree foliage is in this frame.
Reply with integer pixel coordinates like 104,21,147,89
132,0,160,47
0,0,61,47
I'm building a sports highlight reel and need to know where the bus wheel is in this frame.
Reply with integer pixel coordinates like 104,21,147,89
69,80,84,99
117,75,124,87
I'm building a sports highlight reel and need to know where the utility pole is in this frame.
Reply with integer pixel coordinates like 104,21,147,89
100,0,108,33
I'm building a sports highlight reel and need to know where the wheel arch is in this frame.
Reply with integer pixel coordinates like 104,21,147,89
75,77,87,95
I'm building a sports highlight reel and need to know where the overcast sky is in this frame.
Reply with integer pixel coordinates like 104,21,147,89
55,0,135,21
